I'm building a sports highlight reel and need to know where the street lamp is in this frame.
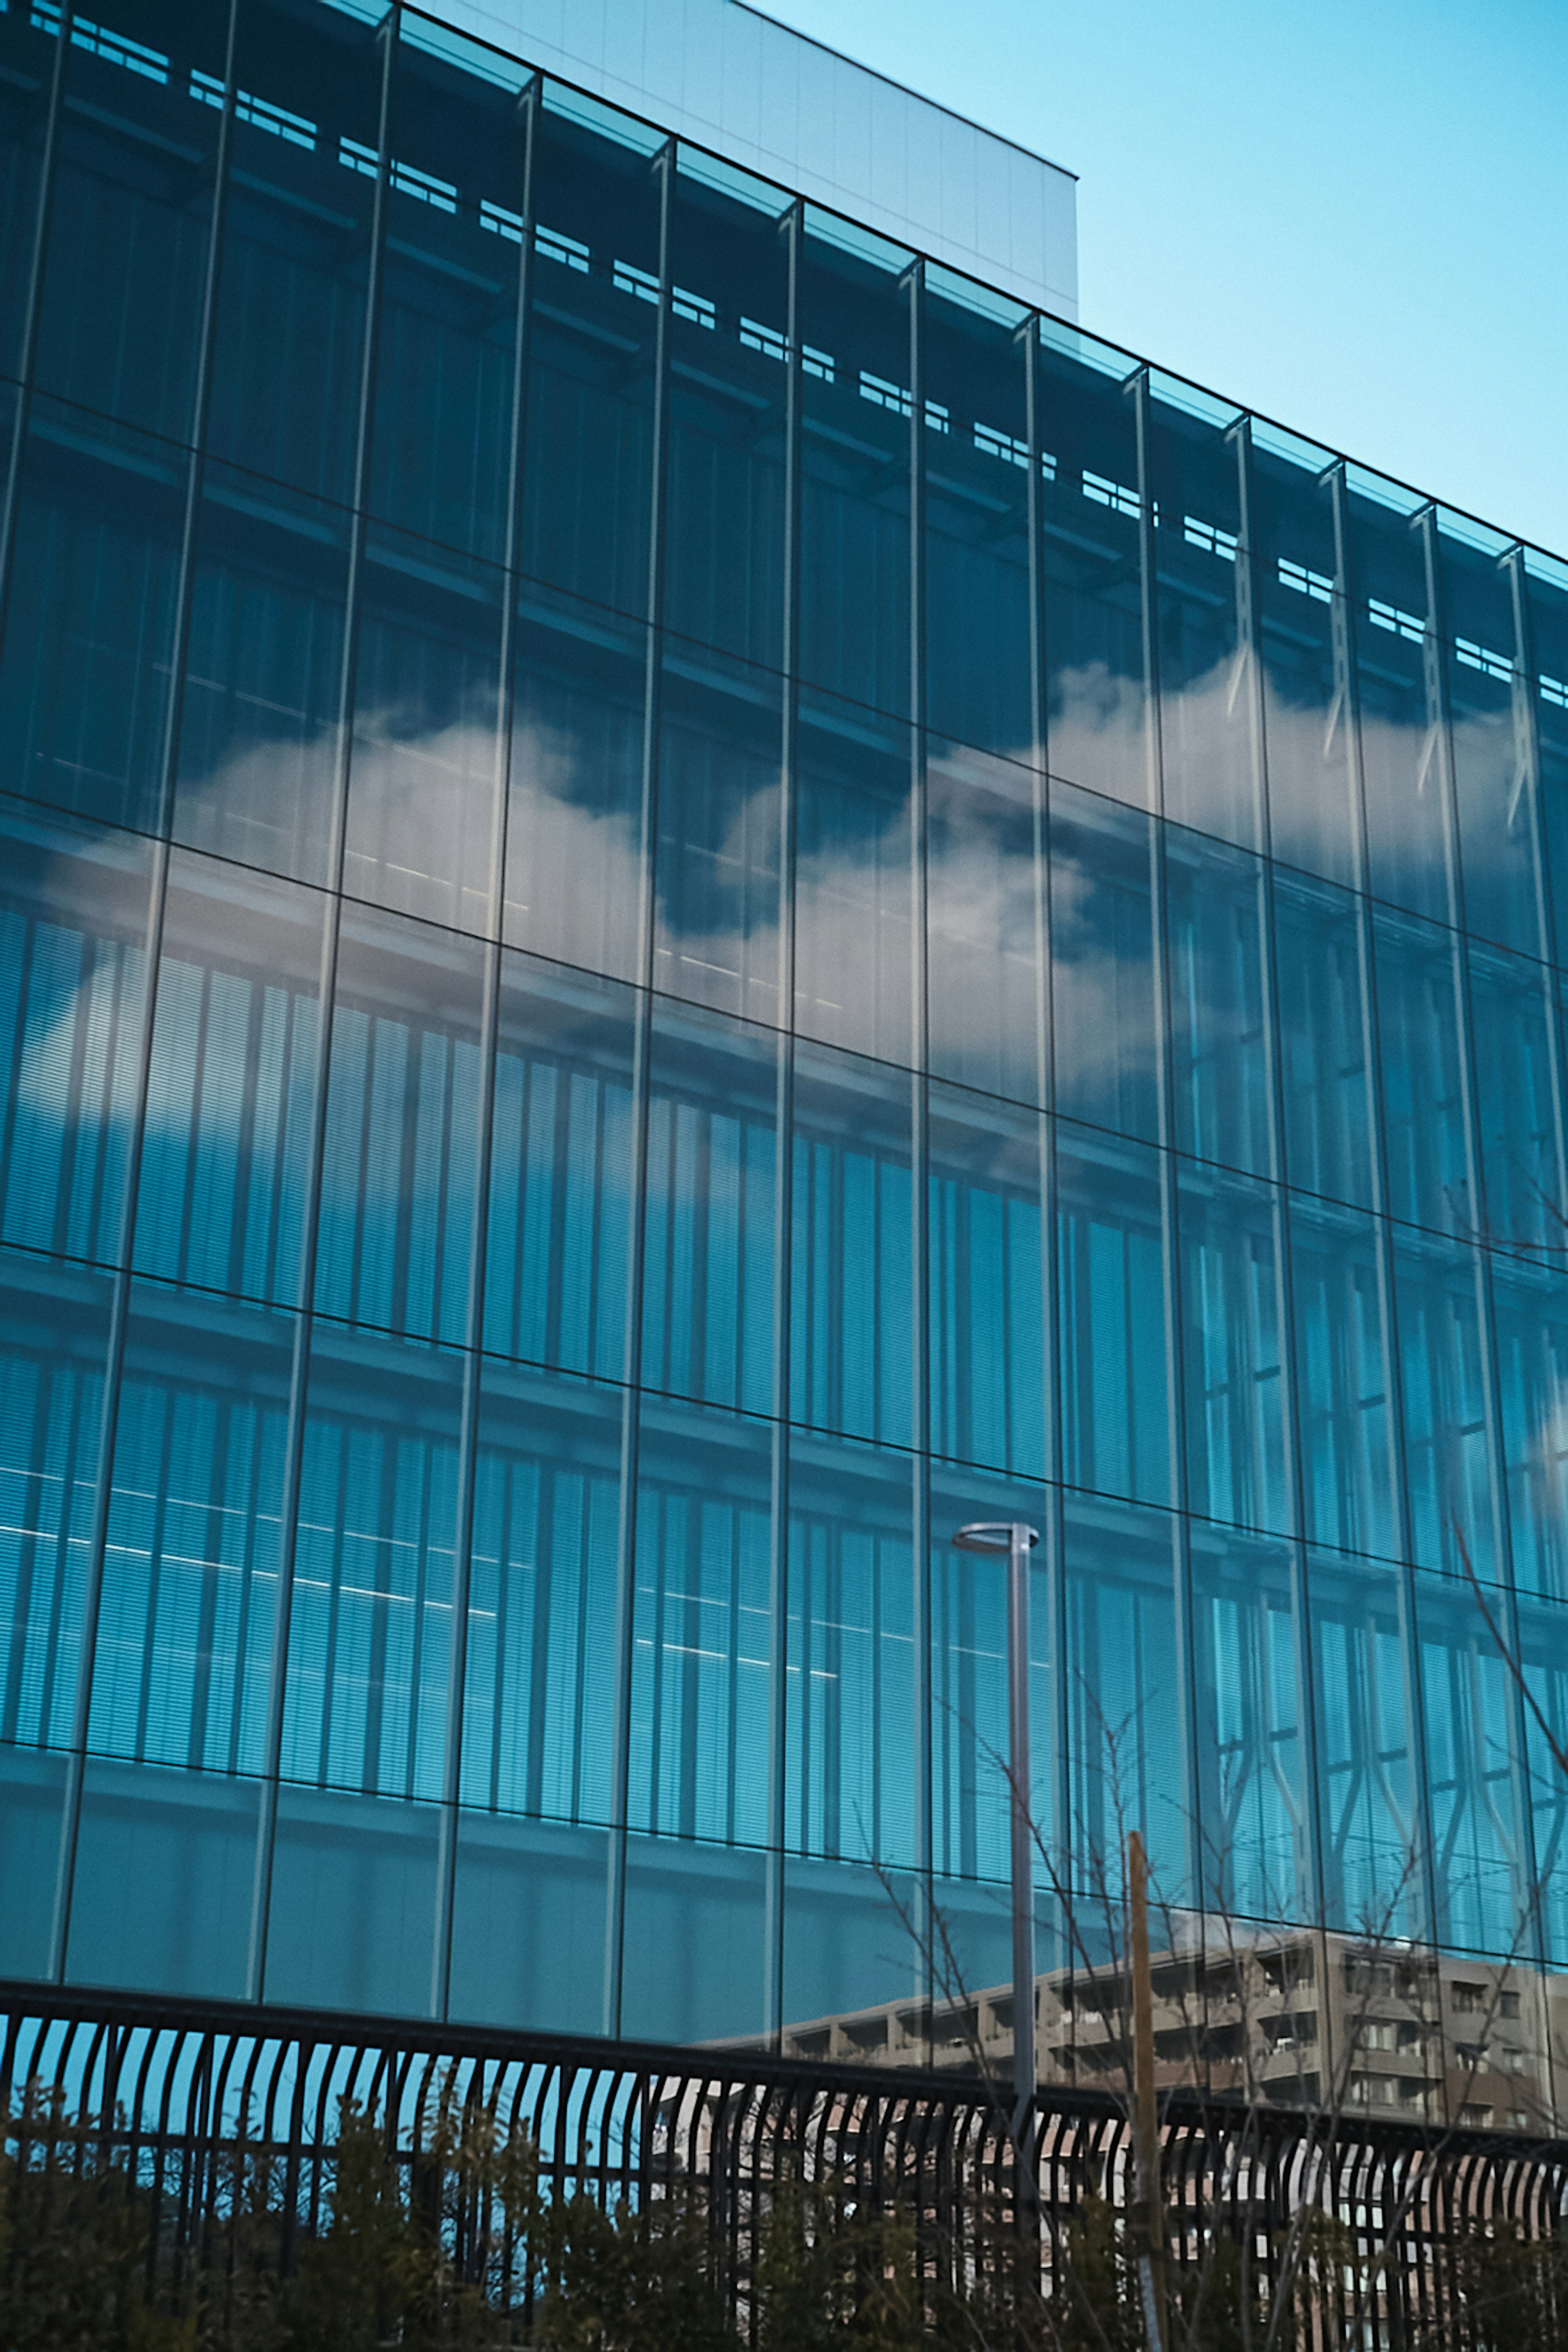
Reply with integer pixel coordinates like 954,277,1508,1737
951,1521,1040,2156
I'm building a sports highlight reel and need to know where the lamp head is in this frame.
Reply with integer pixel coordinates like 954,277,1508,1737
952,1521,1040,1555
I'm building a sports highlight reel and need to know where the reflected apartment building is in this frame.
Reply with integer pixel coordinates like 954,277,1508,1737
3,0,1568,2120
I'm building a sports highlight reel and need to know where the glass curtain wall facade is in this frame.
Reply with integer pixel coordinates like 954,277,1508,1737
3,0,1568,2058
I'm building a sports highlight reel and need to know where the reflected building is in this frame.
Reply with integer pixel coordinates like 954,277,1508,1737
2,0,1568,2091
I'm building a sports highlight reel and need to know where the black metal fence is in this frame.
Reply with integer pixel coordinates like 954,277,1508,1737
3,1982,1567,2345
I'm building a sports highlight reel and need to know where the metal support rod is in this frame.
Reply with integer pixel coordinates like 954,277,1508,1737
1128,1827,1167,2352
953,1521,1038,2200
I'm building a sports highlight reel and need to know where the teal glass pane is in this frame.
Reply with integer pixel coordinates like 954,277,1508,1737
462,1359,622,1824
795,215,911,719
344,532,505,933
504,585,646,984
653,639,783,1023
641,999,777,1418
0,798,154,1267
449,1812,610,2034
789,1040,913,1450
785,1427,917,1870
205,0,382,506
1036,336,1147,811
0,1744,67,1979
314,902,484,1345
627,1393,771,1845
265,1782,440,2017
133,851,324,1305
1439,526,1538,958
89,1281,290,1777
1062,1491,1189,1911
1393,1230,1496,1585
1417,1566,1528,1957
1250,441,1357,888
31,0,226,446
927,1080,1045,1480
483,949,635,1383
663,155,788,669
1519,1594,1568,1966
517,101,660,621
172,468,350,888
780,1852,924,2053
1373,903,1470,1237
1289,1195,1397,1564
1178,1159,1290,1539
1048,775,1158,1147
1148,384,1255,849
793,688,914,1067
1468,938,1561,1257
279,1324,462,1804
1189,1523,1307,1925
1310,1546,1422,1940
1166,825,1271,1179
1350,488,1448,926
0,1246,113,1751
0,5,47,382
66,1758,260,2000
926,747,1044,1105
1493,1256,1568,1604
1274,869,1375,1211
1056,1123,1170,1508
0,399,183,834
1526,562,1568,963
621,1834,766,2044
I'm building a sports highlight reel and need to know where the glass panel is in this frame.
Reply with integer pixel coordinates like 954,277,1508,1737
641,999,776,1418
133,851,324,1306
344,529,504,933
1189,1523,1307,1925
314,902,484,1346
366,18,526,563
628,1392,771,1843
795,214,911,718
0,1744,67,1979
278,1322,462,1806
621,1835,766,2043
1393,1230,1496,1586
89,1281,290,1777
449,1812,609,2034
653,638,782,1023
1048,775,1158,1147
785,1425,917,1870
1037,336,1147,808
925,748,1044,1105
1063,1491,1189,1912
265,1781,440,2016
172,467,350,887
1310,1546,1421,1939
1527,561,1568,963
929,1462,1052,1884
0,1246,113,1751
1519,1594,1568,1968
789,1040,913,1450
662,154,788,668
0,398,183,833
922,275,1031,760
1417,1566,1528,1957
31,0,227,445
793,689,914,1067
517,100,661,619
1250,441,1357,886
1439,526,1538,957
462,1358,622,1824
504,584,646,983
1373,903,1470,1237
780,1852,923,2053
205,0,383,506
483,950,635,1384
0,2,50,383
1166,824,1271,1179
1273,869,1375,1211
927,1081,1045,1479
1290,1195,1396,1564
1495,1256,1568,1605
1178,1159,1290,1539
1468,939,1561,1258
66,1758,260,1999
0,798,154,1266
1148,387,1255,848
1056,1123,1170,1508
1350,487,1448,925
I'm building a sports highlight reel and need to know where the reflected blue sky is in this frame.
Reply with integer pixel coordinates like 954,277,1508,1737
760,0,1568,555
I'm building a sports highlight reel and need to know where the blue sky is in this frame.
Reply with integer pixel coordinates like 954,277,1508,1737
762,0,1568,557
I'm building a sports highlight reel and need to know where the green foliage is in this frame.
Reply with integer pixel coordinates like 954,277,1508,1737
754,2168,924,2352
533,2185,730,2352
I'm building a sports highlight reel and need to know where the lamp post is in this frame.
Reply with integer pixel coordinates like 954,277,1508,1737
952,1521,1040,2181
